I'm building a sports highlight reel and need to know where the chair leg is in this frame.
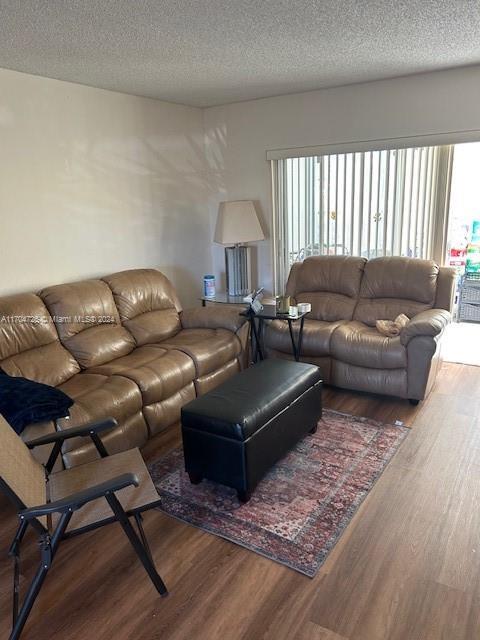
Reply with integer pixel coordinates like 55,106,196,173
106,494,168,597
134,513,154,564
10,563,49,640
9,519,29,629
10,512,71,640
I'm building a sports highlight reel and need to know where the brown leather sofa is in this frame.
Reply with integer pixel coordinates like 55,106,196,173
0,269,247,467
266,256,455,403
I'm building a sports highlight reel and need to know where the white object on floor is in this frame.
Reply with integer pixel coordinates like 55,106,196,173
442,322,480,366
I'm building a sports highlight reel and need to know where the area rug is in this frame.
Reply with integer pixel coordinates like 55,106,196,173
148,410,408,577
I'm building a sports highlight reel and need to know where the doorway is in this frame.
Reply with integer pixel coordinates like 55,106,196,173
443,141,480,366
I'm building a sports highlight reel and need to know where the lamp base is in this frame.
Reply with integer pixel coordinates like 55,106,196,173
225,245,252,296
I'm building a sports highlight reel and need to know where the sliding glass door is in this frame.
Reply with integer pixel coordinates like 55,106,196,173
272,145,453,291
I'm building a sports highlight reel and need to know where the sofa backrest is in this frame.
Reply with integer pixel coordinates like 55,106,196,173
353,257,439,325
0,293,80,385
103,269,182,346
40,279,136,369
286,256,367,321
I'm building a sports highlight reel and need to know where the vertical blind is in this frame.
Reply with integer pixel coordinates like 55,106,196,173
272,145,454,292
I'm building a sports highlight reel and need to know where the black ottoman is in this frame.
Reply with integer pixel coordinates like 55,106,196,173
181,359,322,502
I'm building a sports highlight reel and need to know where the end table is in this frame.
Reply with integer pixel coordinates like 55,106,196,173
240,304,309,363
200,293,247,307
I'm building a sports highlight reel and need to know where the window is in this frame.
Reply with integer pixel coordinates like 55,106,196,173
272,145,453,292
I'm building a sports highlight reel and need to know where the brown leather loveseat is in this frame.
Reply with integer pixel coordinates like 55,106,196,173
0,269,247,467
266,256,455,403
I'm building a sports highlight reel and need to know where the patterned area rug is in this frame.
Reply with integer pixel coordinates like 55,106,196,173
148,410,408,577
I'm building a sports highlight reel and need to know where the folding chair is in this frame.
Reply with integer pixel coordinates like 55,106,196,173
0,414,167,640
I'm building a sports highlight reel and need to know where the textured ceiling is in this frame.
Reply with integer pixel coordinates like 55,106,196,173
1,1,480,107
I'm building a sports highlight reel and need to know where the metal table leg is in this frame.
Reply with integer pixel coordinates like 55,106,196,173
287,316,305,362
287,319,297,361
250,315,264,363
297,315,305,361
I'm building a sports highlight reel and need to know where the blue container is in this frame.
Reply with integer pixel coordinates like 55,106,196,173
203,275,215,298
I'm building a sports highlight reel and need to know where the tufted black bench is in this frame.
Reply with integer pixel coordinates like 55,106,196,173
181,359,323,503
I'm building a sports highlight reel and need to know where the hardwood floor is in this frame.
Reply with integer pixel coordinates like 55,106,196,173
1,362,480,639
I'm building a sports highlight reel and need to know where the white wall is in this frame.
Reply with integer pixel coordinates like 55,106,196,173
0,68,211,306
204,66,480,293
4,64,480,304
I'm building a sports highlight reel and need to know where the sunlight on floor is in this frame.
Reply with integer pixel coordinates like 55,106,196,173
442,321,480,366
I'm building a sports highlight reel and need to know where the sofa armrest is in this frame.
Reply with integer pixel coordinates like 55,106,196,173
400,309,451,346
180,307,247,333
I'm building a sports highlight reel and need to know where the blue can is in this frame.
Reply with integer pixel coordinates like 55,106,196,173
203,275,215,298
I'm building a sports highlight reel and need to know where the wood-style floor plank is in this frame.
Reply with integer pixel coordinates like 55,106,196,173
1,361,480,639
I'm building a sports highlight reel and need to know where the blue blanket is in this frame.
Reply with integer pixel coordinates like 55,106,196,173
0,371,73,434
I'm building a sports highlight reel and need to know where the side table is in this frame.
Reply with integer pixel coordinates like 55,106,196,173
240,305,308,362
200,293,247,307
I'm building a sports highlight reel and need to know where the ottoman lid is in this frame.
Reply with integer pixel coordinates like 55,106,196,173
181,359,322,441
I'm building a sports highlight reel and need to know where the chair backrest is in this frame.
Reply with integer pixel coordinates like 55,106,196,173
0,414,46,513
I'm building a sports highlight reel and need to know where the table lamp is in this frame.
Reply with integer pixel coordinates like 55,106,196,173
214,200,265,296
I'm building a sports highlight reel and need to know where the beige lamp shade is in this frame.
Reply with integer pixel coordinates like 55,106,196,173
214,200,265,245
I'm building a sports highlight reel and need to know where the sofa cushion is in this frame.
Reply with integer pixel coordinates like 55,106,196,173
332,360,408,398
0,293,80,386
296,291,360,323
293,255,367,297
180,306,247,333
103,269,182,345
143,383,196,436
288,256,367,321
41,279,136,368
57,373,143,454
265,318,346,357
62,412,148,469
354,298,434,327
331,321,407,369
87,345,195,405
160,328,241,377
354,257,438,326
194,359,241,395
